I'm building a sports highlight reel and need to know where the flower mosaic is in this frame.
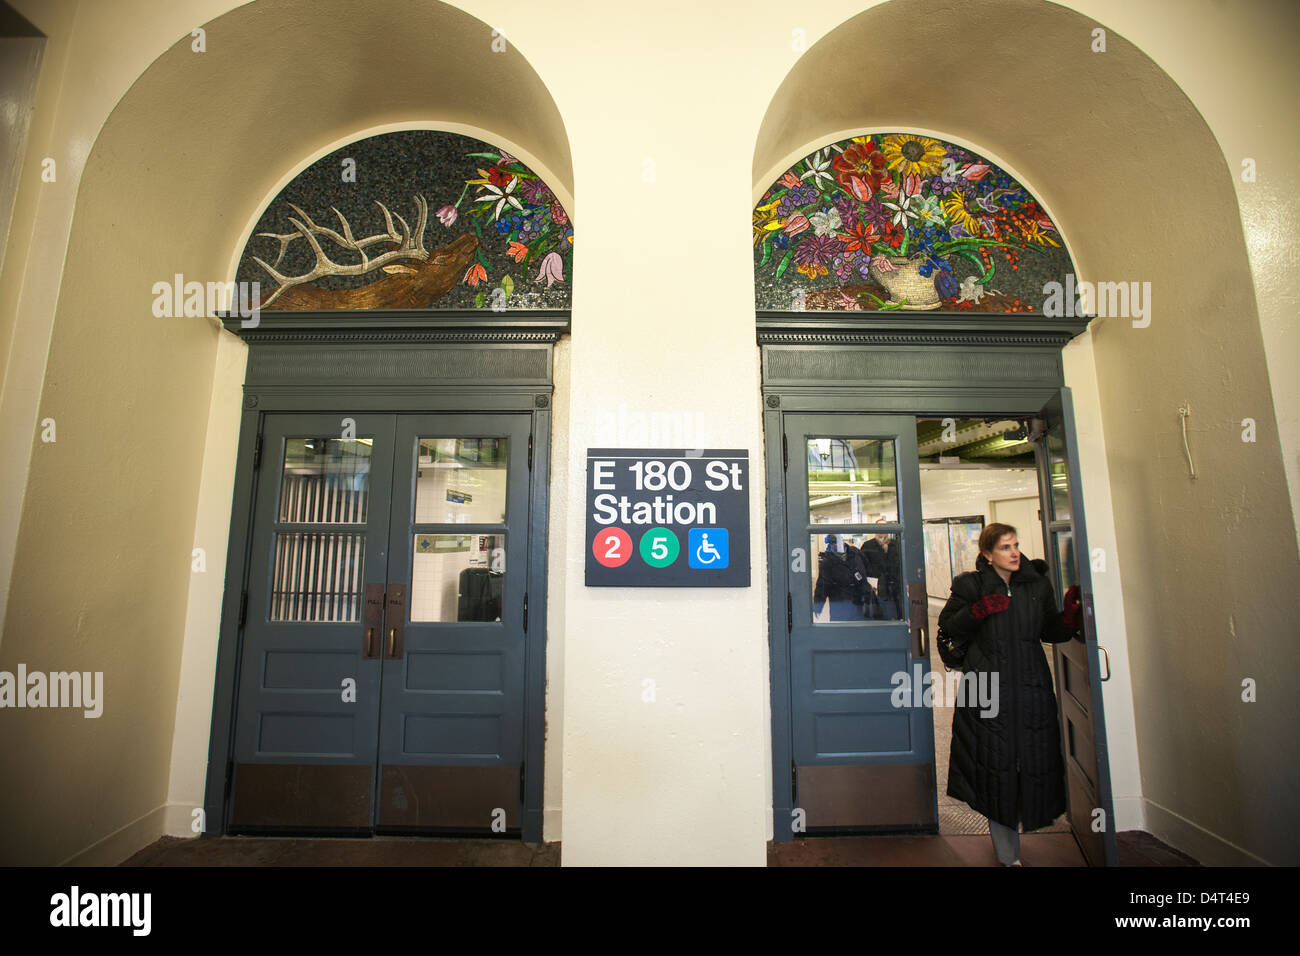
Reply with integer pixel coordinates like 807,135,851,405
754,134,1074,314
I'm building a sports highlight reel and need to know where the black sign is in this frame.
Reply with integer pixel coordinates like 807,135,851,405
585,448,750,587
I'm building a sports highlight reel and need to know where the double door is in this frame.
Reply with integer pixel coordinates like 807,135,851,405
228,412,532,833
778,389,1116,864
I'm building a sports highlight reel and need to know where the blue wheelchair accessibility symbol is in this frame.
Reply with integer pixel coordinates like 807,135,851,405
688,528,729,570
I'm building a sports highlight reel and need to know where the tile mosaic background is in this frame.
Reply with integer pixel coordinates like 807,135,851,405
754,134,1074,314
237,130,572,311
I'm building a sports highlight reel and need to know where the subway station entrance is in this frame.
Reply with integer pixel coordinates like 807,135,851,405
761,311,1118,866
203,309,565,843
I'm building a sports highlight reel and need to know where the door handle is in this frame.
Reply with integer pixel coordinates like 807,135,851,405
1098,644,1110,681
363,583,385,659
907,582,928,658
384,583,406,659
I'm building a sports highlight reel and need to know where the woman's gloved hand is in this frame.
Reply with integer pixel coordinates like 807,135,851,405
971,594,1011,620
1062,585,1083,632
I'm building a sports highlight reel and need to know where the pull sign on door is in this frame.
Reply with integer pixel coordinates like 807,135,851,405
585,448,750,587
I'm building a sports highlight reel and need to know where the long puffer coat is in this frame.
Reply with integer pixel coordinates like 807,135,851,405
939,553,1075,831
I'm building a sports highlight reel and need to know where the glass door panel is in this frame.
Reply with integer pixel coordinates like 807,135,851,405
807,437,899,522
810,531,905,622
1045,422,1072,521
410,533,507,623
413,437,508,524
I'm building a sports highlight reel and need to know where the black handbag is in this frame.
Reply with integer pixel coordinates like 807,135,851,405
936,623,969,670
936,572,983,670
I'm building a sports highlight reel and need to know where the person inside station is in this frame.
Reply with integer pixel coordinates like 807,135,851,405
861,517,903,619
814,533,880,621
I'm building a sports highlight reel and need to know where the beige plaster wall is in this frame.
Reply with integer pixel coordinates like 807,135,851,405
0,0,576,865
0,0,1295,866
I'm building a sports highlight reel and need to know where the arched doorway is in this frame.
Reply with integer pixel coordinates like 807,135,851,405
748,0,1295,867
205,129,571,842
753,131,1116,865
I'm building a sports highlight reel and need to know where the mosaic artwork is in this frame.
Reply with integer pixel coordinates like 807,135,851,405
754,134,1074,314
236,130,572,311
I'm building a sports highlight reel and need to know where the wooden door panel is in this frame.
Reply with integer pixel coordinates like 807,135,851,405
1058,639,1092,716
1061,687,1098,792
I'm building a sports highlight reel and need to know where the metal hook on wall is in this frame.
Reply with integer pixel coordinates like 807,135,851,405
1178,404,1197,479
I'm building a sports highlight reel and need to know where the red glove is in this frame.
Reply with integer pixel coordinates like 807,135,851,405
1062,585,1082,631
971,594,1010,620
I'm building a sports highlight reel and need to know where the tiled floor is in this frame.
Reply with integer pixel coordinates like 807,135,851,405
767,829,1199,866
769,832,1086,867
120,829,1196,867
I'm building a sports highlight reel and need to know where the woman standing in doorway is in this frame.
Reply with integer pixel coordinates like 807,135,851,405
938,522,1083,866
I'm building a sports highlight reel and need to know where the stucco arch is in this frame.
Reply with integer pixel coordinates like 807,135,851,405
0,0,572,865
750,0,1300,863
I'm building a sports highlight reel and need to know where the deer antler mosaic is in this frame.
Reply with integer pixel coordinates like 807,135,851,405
253,194,479,311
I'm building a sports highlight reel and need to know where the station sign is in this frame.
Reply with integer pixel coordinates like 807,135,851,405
585,448,750,587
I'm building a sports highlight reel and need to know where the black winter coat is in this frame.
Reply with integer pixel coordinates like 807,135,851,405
860,537,901,593
939,553,1074,831
813,545,874,608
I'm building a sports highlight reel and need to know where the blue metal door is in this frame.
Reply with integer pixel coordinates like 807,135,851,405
784,414,936,831
229,414,396,831
376,415,533,831
228,412,533,833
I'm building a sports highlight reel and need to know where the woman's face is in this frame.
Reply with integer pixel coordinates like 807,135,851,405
984,534,1021,574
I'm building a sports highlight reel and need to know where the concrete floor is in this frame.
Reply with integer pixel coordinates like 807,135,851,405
120,829,1196,866
122,835,560,867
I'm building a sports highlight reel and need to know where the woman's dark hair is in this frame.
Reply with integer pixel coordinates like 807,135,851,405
979,522,1018,557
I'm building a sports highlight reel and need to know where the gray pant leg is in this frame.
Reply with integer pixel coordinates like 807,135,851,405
988,817,1021,864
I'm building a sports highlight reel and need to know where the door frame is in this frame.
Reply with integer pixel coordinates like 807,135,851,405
204,309,566,844
767,390,1065,842
758,309,1110,856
